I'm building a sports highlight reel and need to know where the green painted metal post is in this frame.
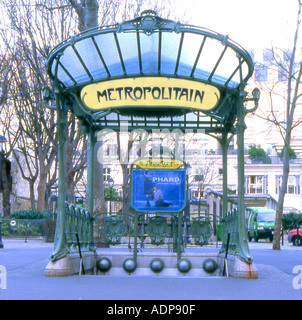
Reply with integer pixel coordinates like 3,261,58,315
221,132,229,219
177,212,182,261
133,213,139,265
88,128,97,251
50,94,69,261
236,86,252,263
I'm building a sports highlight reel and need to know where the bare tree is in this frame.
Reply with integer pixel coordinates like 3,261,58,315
250,0,302,250
0,0,87,211
0,46,14,216
64,114,87,204
64,0,187,216
0,35,57,210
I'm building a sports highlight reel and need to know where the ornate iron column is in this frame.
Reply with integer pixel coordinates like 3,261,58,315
221,132,233,218
50,92,69,262
236,84,252,263
87,126,97,250
210,131,233,218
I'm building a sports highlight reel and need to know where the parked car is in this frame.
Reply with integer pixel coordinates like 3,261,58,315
288,228,302,246
247,207,276,242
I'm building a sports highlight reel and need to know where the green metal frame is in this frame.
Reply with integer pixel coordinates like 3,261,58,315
44,11,259,265
46,10,254,133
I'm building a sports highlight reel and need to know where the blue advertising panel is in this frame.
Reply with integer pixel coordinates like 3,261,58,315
131,169,187,213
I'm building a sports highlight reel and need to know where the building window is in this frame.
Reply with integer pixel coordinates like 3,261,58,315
278,67,287,81
245,175,268,194
263,49,274,62
192,190,203,199
254,64,268,82
103,167,111,182
283,49,292,62
276,175,300,194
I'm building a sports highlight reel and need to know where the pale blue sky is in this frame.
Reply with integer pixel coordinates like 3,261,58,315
174,0,299,49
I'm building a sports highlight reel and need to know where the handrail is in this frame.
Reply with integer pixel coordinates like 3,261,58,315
62,203,252,264
220,208,239,256
219,207,252,263
65,202,93,253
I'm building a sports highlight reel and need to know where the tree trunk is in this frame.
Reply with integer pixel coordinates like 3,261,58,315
1,156,11,217
65,138,75,204
93,140,107,247
29,181,36,210
37,171,47,212
273,138,290,250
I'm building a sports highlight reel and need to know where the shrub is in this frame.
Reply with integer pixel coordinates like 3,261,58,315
104,187,120,200
1,223,10,236
10,209,52,220
248,144,268,158
278,146,297,160
282,212,302,230
247,144,271,163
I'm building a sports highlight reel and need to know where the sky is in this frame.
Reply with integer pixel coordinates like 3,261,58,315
173,0,299,49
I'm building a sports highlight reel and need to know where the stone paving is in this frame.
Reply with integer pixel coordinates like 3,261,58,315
1,239,302,300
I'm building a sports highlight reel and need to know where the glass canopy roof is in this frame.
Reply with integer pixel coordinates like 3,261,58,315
46,10,254,132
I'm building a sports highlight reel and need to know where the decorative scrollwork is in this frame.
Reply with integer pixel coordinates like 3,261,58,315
141,12,157,35
101,215,127,245
119,10,176,35
146,216,171,245
190,217,213,245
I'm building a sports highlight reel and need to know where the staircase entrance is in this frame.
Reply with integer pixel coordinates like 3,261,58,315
44,10,259,279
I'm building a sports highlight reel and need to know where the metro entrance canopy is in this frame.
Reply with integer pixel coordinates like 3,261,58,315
45,10,260,274
45,10,256,133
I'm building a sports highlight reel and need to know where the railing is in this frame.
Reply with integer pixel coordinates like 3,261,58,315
50,202,246,264
0,218,56,242
65,203,93,253
246,156,302,165
93,211,218,254
220,208,239,257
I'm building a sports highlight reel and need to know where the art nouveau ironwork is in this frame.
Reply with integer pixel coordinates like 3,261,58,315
45,10,259,268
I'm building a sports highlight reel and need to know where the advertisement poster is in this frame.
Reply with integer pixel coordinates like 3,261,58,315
131,170,186,213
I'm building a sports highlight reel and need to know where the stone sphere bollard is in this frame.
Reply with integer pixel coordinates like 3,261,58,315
150,258,165,273
123,258,137,273
97,257,112,273
177,258,191,273
202,258,218,274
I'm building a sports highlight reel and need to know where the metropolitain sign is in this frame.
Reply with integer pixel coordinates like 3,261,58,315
80,77,220,111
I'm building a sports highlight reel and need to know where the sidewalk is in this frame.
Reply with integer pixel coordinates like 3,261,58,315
0,239,302,300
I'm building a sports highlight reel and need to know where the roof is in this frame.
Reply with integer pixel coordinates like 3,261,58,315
246,207,276,214
45,10,255,132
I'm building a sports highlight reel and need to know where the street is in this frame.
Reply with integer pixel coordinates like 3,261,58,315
0,239,302,301
250,242,302,275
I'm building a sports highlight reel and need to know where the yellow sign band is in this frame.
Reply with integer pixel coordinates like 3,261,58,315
81,77,220,111
133,158,185,169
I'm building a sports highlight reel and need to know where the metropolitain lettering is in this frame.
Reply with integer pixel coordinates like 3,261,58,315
97,86,205,104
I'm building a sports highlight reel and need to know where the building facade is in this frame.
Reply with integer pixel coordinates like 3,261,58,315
2,47,302,216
